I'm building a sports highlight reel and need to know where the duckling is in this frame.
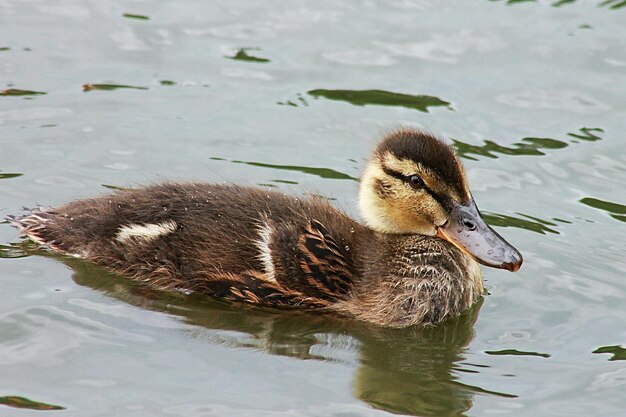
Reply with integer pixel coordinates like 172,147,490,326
9,129,522,327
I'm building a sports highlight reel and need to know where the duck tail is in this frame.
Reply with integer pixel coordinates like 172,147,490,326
6,209,61,250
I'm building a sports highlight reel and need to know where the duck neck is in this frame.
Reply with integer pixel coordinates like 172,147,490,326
344,235,484,327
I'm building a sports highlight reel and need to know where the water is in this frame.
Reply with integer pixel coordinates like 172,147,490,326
1,0,625,415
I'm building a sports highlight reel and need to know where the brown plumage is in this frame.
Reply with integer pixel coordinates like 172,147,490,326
9,129,523,327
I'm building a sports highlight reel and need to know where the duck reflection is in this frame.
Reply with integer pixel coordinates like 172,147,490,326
41,251,515,417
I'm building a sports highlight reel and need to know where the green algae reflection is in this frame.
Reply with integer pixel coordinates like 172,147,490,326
211,158,357,181
453,137,567,160
0,396,65,411
452,127,602,161
593,345,626,361
579,197,626,223
494,0,626,9
83,84,148,92
483,212,560,234
307,89,451,113
102,184,132,191
227,48,270,63
599,0,626,9
1,89,46,97
0,172,23,179
122,13,149,20
485,349,551,358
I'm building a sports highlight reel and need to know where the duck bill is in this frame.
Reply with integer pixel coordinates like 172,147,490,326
436,198,523,272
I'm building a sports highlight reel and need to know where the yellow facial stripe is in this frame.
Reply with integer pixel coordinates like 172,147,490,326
380,152,466,202
381,152,440,187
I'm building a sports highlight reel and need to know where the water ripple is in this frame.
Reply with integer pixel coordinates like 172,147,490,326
587,368,626,392
0,305,151,366
0,107,73,123
496,91,610,113
193,24,276,40
374,31,506,64
322,50,395,66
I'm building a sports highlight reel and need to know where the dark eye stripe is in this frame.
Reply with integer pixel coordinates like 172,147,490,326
382,166,453,210
382,166,424,189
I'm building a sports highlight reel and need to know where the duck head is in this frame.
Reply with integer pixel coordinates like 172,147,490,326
360,129,523,272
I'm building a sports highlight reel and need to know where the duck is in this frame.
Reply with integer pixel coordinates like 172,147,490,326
9,129,522,328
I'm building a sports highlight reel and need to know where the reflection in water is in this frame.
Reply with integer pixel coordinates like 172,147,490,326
271,179,298,185
567,127,603,142
32,252,517,417
453,137,566,160
226,48,270,63
600,0,626,9
277,93,309,107
0,172,23,179
580,197,626,223
485,349,551,358
452,127,602,161
0,396,65,411
0,89,46,97
122,13,149,20
101,184,131,191
493,0,626,9
307,89,451,113
0,243,30,259
82,84,148,92
210,157,358,181
593,345,626,361
553,0,578,6
482,212,560,234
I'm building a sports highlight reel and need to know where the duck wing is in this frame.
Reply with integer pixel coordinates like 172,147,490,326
192,218,360,308
292,219,355,299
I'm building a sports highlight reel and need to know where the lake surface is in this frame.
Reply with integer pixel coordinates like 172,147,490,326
1,0,625,416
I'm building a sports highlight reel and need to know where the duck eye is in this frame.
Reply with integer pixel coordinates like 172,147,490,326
408,175,424,189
